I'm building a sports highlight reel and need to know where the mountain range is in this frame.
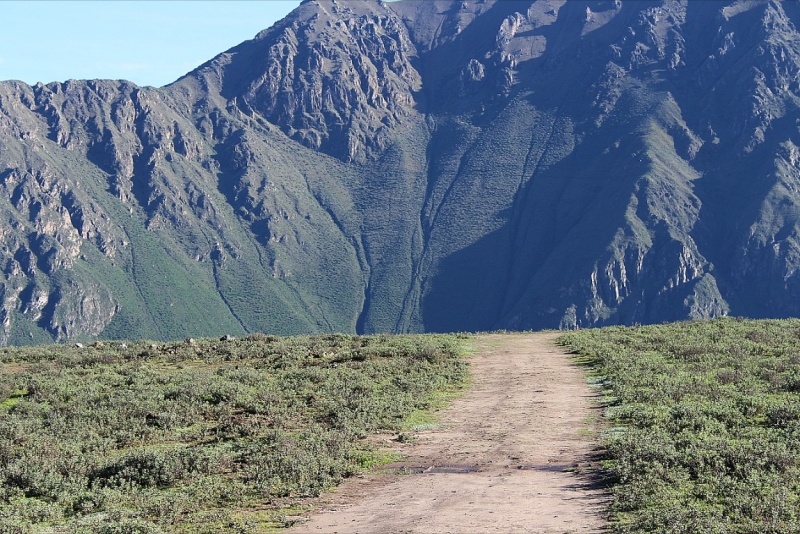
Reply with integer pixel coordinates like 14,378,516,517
1,0,800,344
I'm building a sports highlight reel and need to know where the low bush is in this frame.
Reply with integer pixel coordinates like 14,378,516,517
561,318,800,533
0,333,468,531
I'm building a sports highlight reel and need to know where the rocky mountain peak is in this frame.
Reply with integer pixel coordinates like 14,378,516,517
3,0,800,344
188,0,422,163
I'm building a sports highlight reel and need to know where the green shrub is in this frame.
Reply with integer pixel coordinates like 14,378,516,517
562,318,800,533
0,332,468,530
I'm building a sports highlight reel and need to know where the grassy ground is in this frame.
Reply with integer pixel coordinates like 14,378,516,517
560,318,800,533
0,333,470,533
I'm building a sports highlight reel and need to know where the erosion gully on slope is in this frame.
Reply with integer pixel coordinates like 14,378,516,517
290,333,608,534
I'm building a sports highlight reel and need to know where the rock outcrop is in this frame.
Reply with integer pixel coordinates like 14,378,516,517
2,0,800,343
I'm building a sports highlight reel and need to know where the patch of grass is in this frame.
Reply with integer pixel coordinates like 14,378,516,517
0,387,27,410
0,333,469,532
401,409,438,431
350,449,402,470
560,317,800,533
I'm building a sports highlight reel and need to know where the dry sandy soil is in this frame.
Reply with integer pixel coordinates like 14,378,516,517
290,333,608,533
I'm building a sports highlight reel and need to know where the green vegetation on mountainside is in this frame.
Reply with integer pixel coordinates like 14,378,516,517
0,333,469,532
4,0,800,344
561,318,800,533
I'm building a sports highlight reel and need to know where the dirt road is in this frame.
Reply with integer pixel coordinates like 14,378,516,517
290,333,607,533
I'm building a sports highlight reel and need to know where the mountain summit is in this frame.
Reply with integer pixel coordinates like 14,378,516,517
1,0,799,344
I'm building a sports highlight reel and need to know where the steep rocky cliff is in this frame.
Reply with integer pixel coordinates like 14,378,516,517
1,0,800,343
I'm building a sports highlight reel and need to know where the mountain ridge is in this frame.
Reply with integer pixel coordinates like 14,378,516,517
1,0,800,344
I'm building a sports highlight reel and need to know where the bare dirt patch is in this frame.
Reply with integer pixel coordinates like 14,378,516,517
0,363,28,374
290,333,608,533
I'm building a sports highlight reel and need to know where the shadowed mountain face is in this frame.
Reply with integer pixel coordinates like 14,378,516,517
1,0,800,344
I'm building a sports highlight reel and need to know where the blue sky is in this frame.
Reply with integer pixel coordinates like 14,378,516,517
0,1,300,87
